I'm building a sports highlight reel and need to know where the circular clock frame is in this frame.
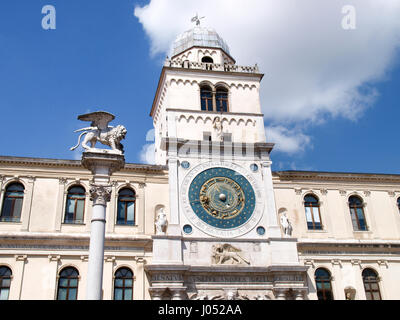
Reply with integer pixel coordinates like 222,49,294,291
180,161,264,238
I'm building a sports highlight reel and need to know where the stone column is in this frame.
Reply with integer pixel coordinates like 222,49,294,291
86,184,112,299
82,152,124,300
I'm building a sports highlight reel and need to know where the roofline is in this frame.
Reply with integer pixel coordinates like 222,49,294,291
2,155,399,182
274,170,400,182
0,155,168,173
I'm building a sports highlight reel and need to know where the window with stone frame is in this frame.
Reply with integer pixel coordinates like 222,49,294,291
117,188,136,226
64,185,86,224
315,268,334,300
362,268,382,300
215,86,229,112
200,85,213,111
56,267,79,300
304,194,323,230
0,266,12,300
0,182,24,222
200,84,229,112
114,267,134,300
348,195,368,231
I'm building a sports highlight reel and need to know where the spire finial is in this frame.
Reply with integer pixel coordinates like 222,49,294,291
191,13,205,26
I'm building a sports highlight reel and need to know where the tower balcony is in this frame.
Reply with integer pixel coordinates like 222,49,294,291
164,58,260,74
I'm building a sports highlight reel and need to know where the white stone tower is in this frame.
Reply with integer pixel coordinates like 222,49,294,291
146,21,307,300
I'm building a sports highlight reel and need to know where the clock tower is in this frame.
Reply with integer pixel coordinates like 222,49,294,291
146,21,308,300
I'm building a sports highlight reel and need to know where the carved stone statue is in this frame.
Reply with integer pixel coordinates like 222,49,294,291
280,211,292,237
70,111,127,155
211,244,250,265
155,207,168,235
213,117,223,141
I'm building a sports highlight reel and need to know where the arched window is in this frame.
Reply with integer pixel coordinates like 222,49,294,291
304,194,322,230
117,188,136,226
57,267,79,300
201,56,213,63
215,87,229,112
200,84,229,113
362,268,381,300
114,267,134,300
64,186,86,224
0,183,24,222
0,266,12,300
315,268,333,300
349,195,367,231
200,85,213,111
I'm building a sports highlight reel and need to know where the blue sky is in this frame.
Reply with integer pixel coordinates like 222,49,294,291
1,1,400,174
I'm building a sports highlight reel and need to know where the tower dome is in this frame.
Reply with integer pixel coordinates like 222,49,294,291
172,25,231,58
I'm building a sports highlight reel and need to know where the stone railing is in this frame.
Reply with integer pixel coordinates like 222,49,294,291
165,58,259,74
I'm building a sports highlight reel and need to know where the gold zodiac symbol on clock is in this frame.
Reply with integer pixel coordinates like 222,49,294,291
199,177,245,220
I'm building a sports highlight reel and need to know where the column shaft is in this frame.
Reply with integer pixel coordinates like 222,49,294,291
86,203,106,300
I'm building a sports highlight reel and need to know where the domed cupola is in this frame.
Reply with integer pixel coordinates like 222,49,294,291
170,15,235,65
172,26,231,57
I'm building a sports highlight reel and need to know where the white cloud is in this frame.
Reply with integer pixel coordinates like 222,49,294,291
134,0,400,154
139,143,156,164
266,126,311,154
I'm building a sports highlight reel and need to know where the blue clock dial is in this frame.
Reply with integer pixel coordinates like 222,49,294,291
188,167,256,229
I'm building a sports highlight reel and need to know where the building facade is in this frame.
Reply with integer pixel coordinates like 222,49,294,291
0,25,399,300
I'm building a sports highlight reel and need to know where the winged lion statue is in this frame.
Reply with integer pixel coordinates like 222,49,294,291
70,111,127,155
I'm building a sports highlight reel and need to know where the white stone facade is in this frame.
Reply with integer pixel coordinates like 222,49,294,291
0,25,399,300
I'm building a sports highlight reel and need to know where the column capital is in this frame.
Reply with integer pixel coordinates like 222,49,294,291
149,287,165,300
293,289,307,300
261,161,272,168
89,184,112,206
170,287,187,300
273,288,287,300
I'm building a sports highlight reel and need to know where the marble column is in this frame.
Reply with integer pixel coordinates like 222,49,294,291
86,184,112,299
82,152,124,300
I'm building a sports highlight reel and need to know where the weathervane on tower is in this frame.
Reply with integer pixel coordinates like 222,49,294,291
191,13,205,26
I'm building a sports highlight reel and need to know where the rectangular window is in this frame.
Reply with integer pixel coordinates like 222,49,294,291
305,206,322,230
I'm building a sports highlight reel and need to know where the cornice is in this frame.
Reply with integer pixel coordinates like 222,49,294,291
273,170,400,184
0,155,167,174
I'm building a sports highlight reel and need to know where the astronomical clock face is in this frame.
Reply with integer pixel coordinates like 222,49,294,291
180,162,263,238
189,168,255,229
